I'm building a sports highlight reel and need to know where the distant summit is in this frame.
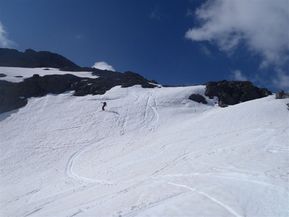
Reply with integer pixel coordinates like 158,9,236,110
0,48,79,69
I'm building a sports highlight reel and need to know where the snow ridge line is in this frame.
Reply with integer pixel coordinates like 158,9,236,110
167,182,244,217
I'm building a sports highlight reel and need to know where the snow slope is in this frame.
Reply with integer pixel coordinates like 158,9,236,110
0,72,289,217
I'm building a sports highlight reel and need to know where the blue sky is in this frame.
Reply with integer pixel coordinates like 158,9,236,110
0,0,288,89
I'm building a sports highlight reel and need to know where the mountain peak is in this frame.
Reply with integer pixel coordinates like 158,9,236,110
0,48,79,69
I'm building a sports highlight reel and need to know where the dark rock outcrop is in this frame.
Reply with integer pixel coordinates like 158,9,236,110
0,80,28,113
0,48,80,69
205,80,271,107
189,94,207,104
0,73,6,77
0,48,159,113
275,91,289,99
73,71,156,96
0,71,157,113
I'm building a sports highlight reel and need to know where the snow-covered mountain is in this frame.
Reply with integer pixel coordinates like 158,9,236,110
0,58,288,216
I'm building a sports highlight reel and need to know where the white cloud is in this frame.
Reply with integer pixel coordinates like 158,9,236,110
92,61,115,71
231,70,247,81
186,0,289,67
0,21,13,48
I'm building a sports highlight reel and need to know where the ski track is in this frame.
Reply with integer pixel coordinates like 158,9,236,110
64,90,159,189
153,172,288,193
121,191,187,217
57,169,284,217
23,208,43,217
65,138,114,186
54,90,161,216
64,91,135,186
148,94,159,131
2,81,288,217
167,182,244,217
266,128,289,154
68,209,83,217
51,92,287,216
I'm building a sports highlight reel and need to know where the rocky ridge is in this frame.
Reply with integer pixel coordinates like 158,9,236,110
0,48,272,113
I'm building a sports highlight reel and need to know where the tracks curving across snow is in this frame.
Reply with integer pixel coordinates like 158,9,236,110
167,182,244,217
153,171,288,193
145,93,159,132
7,86,288,217
64,90,159,188
65,138,114,186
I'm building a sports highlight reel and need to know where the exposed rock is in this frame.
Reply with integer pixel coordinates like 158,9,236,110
18,74,81,98
0,48,80,69
0,80,28,113
0,73,6,77
0,48,159,114
0,48,160,113
0,48,273,114
275,91,289,99
73,71,156,96
0,71,157,113
205,80,271,106
189,94,207,104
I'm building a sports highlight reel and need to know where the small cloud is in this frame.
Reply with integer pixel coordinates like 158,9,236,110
92,61,115,71
231,70,248,81
0,21,13,48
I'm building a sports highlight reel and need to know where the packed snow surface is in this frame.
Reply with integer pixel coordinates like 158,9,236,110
0,76,288,217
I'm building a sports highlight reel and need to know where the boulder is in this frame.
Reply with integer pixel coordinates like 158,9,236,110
276,91,289,99
189,94,207,104
205,80,271,106
0,80,28,113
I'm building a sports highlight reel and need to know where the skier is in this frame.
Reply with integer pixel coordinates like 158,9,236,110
102,102,107,111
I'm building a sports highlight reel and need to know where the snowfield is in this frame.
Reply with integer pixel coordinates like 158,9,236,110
0,70,288,217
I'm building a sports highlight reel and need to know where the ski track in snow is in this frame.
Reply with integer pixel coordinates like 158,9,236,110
65,139,114,186
23,208,43,217
266,128,289,154
1,75,288,217
63,91,288,217
153,172,288,193
167,182,243,217
64,90,159,188
120,191,188,217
